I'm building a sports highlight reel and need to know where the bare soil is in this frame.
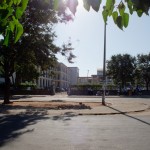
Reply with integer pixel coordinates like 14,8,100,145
1,101,105,110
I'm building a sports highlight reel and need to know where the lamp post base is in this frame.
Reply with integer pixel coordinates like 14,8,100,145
102,95,106,106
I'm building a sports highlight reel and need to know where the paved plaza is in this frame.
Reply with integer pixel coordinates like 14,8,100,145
0,94,150,150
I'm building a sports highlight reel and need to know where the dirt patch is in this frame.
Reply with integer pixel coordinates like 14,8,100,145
1,101,109,110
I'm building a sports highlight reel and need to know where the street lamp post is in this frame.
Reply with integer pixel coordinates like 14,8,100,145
102,22,107,105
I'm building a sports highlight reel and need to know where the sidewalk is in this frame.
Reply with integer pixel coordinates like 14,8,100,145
47,100,149,116
0,95,149,116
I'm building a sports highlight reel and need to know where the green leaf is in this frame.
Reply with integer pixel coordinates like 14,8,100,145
127,0,133,14
15,22,23,43
90,0,102,12
1,19,7,26
16,7,23,19
108,5,114,16
137,10,143,17
116,16,123,30
3,30,10,46
118,2,125,16
112,11,118,24
106,0,115,11
123,13,129,28
13,0,19,5
102,9,108,23
83,0,90,11
83,0,102,12
13,0,21,5
16,0,22,5
15,0,28,19
9,21,15,32
8,1,13,7
21,0,29,11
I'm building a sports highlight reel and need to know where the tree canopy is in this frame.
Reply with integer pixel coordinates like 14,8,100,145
15,0,75,83
137,53,150,90
0,0,75,104
107,53,150,91
107,54,136,88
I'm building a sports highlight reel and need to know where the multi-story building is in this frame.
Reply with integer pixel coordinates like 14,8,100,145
78,77,93,85
37,62,79,90
78,69,113,85
56,62,68,90
68,67,79,85
36,67,55,89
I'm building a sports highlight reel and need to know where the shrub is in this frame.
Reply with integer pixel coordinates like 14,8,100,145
18,82,37,89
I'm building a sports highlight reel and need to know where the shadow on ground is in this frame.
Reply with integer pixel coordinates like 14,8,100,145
0,108,49,147
106,105,150,126
51,112,78,121
0,104,79,147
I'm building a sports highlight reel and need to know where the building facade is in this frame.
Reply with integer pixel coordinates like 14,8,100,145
37,62,79,90
68,67,79,85
78,69,113,85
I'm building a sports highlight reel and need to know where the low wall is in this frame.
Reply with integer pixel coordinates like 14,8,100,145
69,90,118,96
0,89,55,96
69,89,150,96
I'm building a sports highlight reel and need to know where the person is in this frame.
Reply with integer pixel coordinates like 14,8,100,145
88,87,93,95
96,91,100,96
67,87,71,95
117,88,120,95
106,90,109,96
136,85,142,95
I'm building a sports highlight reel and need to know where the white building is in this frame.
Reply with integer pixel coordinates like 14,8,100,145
56,62,68,90
37,62,79,90
68,67,79,85
37,67,55,89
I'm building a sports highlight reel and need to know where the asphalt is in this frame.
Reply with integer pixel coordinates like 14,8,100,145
0,94,150,116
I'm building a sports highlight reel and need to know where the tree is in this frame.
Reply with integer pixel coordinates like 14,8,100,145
137,53,150,91
0,0,75,104
15,0,74,84
0,0,29,103
107,54,136,88
65,0,150,29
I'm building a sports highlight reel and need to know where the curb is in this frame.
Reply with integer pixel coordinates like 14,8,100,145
77,108,148,116
0,101,149,116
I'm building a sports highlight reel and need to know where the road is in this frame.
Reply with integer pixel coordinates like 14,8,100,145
0,111,150,150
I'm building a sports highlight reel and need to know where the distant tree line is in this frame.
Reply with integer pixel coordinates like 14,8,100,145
107,53,150,91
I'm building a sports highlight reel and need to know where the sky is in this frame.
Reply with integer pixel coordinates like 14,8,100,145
54,1,150,77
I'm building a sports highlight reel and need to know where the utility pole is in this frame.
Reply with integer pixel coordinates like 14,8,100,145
102,22,106,106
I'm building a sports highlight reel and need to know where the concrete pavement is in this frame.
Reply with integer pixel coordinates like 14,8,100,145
1,94,150,150
0,94,150,116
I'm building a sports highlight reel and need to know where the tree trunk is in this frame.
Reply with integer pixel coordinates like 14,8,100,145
3,62,11,104
146,82,149,91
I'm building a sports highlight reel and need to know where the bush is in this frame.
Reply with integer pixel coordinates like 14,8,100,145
18,82,37,89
